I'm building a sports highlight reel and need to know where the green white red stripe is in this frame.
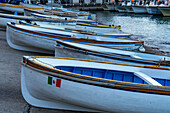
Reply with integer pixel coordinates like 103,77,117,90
48,76,61,88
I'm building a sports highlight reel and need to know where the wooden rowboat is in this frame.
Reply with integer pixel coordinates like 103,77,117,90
24,8,77,18
55,40,170,66
54,7,91,16
132,6,148,14
106,4,115,11
6,22,143,54
76,22,121,31
124,6,134,13
19,20,132,38
146,6,162,15
115,5,127,13
21,56,170,112
159,7,170,17
31,12,97,24
0,13,73,29
24,8,91,19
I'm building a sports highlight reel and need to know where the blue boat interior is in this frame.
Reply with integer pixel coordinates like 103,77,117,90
54,66,170,86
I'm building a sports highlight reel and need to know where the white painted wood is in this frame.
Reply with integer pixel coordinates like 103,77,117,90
21,56,170,112
6,22,143,54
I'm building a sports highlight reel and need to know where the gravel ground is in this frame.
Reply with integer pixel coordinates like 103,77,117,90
0,30,82,113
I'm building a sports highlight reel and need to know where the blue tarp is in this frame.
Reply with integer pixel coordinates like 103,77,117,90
0,0,6,3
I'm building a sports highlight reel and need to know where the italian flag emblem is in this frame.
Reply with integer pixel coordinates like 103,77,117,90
48,76,61,88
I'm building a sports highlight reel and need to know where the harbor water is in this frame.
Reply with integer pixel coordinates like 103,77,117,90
92,11,170,55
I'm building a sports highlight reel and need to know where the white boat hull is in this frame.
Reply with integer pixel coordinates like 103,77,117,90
159,7,170,16
6,25,55,54
132,6,148,14
21,66,100,112
0,17,19,29
21,58,170,113
0,3,44,14
55,46,115,62
106,4,115,11
31,13,97,24
146,6,162,15
0,13,40,28
24,8,45,16
55,41,170,65
76,24,121,33
124,6,134,13
115,5,127,12
0,6,24,13
6,23,143,53
20,21,132,38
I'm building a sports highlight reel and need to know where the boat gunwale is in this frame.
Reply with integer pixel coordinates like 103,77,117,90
76,22,121,29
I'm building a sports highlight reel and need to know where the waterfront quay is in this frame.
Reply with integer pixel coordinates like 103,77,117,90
51,3,108,11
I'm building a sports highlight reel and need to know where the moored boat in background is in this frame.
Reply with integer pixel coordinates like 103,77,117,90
132,6,148,14
0,13,73,29
53,7,96,20
6,22,143,54
55,40,170,66
124,5,134,13
159,7,170,16
19,20,132,38
24,8,77,17
31,12,97,24
106,3,115,11
115,5,127,12
76,22,121,32
54,7,90,16
146,6,162,15
24,8,92,19
0,3,44,14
